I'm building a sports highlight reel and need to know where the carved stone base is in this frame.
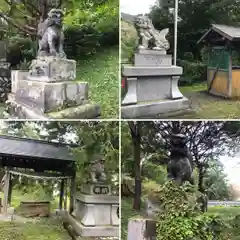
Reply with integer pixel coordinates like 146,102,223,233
74,193,119,227
127,218,156,240
28,57,76,82
59,210,119,237
122,50,190,118
5,94,100,119
122,97,190,119
15,79,88,113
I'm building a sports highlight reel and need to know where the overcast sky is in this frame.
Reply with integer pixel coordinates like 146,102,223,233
220,156,240,185
120,0,156,15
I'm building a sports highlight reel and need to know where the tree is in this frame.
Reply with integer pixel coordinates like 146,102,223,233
128,121,141,210
150,0,240,59
204,159,231,200
152,121,240,192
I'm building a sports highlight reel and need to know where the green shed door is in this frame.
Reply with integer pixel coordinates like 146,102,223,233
208,47,229,70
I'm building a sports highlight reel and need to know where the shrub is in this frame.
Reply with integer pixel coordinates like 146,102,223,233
121,21,138,64
178,60,207,85
154,181,230,240
7,35,37,67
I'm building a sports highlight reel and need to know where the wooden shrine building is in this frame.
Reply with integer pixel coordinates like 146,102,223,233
0,135,77,215
198,24,240,98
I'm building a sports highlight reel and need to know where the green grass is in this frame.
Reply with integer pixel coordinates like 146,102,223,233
207,206,240,219
76,47,119,118
177,83,240,119
0,220,71,240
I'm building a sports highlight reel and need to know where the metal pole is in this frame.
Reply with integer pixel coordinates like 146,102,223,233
173,0,178,65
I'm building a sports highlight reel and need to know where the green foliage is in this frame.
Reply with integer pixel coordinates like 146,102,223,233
204,160,231,200
64,0,119,59
142,162,167,184
71,122,119,189
121,21,138,63
155,181,230,240
178,60,207,85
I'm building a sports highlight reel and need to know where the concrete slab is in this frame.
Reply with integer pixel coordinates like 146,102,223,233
121,97,190,119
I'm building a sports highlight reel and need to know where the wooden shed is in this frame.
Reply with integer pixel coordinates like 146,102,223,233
198,24,240,98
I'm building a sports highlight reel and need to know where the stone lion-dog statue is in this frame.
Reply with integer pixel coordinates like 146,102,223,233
37,8,66,58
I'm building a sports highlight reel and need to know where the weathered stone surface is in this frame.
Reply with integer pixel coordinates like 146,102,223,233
15,80,88,113
122,65,183,77
135,52,172,67
47,103,100,119
127,218,156,240
11,70,28,93
75,194,119,227
59,210,119,237
122,97,190,119
6,95,100,119
15,201,50,218
28,57,76,82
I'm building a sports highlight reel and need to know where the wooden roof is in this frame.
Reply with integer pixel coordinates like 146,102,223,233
0,135,75,161
198,24,240,44
0,135,77,175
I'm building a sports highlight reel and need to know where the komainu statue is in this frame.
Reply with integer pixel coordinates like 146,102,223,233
37,8,66,58
89,156,107,183
134,15,170,51
167,133,194,185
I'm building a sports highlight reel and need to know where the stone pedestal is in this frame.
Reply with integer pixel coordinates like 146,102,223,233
122,50,190,118
5,57,100,119
127,218,156,240
72,184,119,237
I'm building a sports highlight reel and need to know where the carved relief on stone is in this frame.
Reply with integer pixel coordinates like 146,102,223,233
134,15,170,51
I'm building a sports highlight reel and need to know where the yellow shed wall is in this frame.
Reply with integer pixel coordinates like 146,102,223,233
231,70,240,98
207,69,228,97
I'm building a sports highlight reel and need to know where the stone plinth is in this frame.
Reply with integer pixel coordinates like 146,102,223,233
15,80,88,113
6,56,100,119
135,49,171,67
121,51,190,118
127,218,156,240
6,94,100,119
70,184,119,237
28,57,76,82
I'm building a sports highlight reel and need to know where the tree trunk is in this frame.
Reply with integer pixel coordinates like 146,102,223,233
129,122,141,211
198,167,204,193
41,0,48,20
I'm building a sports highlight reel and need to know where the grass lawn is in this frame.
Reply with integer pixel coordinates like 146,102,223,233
177,83,240,119
76,47,119,119
0,220,71,240
207,206,240,219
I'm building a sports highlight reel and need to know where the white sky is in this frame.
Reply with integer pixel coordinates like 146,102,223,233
120,0,156,15
220,156,240,185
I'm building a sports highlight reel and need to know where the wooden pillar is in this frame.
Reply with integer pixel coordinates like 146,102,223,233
64,179,67,210
69,175,76,214
7,173,13,205
228,45,232,98
59,179,65,210
3,171,10,214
